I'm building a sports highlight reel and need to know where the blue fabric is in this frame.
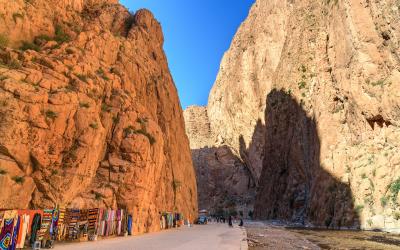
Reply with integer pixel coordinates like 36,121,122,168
127,215,132,235
9,216,20,250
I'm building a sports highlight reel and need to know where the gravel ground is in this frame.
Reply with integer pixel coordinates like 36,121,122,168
246,221,400,250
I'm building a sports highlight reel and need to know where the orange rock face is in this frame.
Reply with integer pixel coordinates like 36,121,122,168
0,0,197,233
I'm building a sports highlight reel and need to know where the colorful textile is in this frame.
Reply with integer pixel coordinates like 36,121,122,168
96,209,104,236
117,210,123,236
88,209,98,234
66,209,80,240
0,219,14,250
56,207,66,241
37,209,52,241
16,214,29,249
50,209,59,237
77,210,88,239
29,213,41,246
127,215,132,236
10,216,20,250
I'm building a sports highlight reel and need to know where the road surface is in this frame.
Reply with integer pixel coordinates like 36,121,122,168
55,223,248,250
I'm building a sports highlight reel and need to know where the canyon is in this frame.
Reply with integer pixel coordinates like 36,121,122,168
0,0,197,233
0,0,399,239
185,0,400,232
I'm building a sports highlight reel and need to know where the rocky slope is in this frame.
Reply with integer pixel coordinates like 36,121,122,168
184,106,255,216
0,0,197,233
205,0,400,231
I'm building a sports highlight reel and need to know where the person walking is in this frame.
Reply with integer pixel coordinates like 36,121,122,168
239,218,243,227
228,216,233,227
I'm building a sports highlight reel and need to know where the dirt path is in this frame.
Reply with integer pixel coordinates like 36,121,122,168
246,221,400,250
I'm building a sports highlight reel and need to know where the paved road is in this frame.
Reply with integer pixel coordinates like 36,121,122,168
55,223,248,250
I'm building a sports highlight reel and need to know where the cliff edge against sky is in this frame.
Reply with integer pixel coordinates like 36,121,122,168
0,0,197,233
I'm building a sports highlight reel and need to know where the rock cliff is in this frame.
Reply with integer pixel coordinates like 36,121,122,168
0,0,197,233
184,106,255,216
204,0,400,231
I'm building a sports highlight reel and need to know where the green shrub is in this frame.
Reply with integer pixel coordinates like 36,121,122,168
8,59,22,69
0,34,9,48
390,178,400,203
137,117,148,126
298,81,306,89
12,176,24,184
371,80,385,87
101,103,111,112
89,123,98,129
93,191,104,201
20,41,41,52
96,68,110,81
112,116,119,124
361,173,367,179
45,110,58,120
355,204,364,215
54,25,71,44
381,196,388,207
390,178,400,195
123,126,156,145
34,34,52,45
79,102,90,108
75,74,88,83
394,212,400,220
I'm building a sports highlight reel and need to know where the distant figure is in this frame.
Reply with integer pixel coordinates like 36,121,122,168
239,219,243,227
228,216,233,227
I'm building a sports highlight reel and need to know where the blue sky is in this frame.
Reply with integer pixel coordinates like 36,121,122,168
120,0,254,109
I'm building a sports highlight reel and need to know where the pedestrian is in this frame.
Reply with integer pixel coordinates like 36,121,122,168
239,218,243,227
228,216,233,227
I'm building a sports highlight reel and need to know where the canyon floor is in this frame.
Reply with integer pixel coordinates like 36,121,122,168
246,221,400,250
54,223,248,250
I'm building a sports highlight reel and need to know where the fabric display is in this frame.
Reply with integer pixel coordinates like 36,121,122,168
15,214,29,249
88,208,99,235
37,209,53,241
30,213,42,247
50,208,59,238
66,209,80,240
127,215,132,236
159,212,183,230
57,207,66,241
77,210,88,240
0,207,139,248
0,218,14,250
